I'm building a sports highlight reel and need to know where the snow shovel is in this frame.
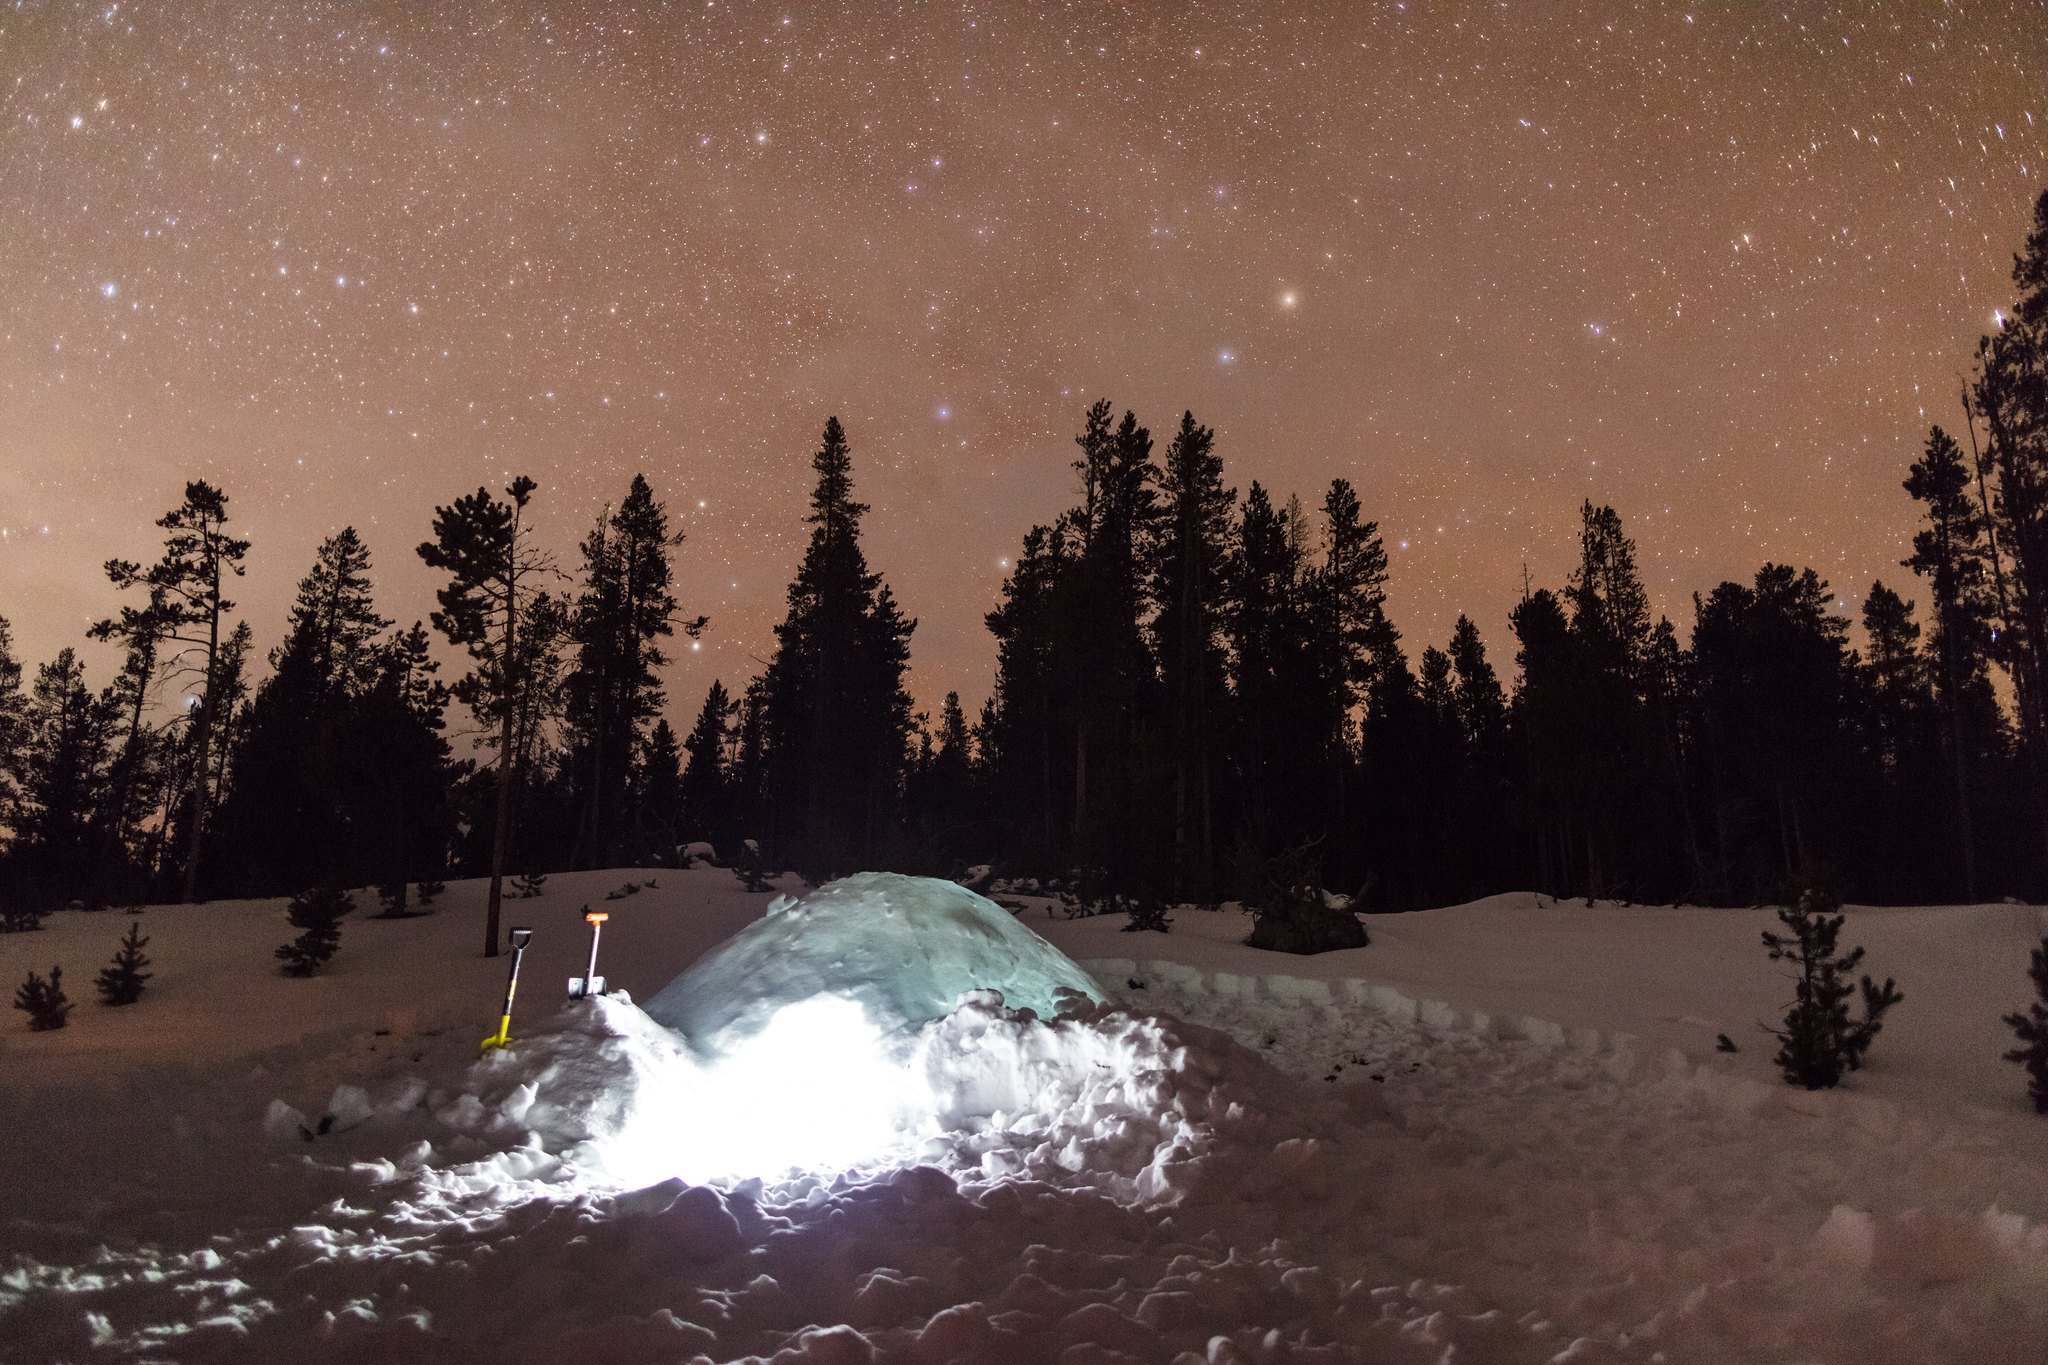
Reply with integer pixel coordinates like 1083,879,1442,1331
480,926,535,1052
569,909,608,999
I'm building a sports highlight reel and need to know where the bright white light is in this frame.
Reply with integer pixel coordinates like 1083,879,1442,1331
604,996,919,1188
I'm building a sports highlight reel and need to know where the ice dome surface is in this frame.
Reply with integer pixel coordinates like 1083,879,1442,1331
644,872,1105,1057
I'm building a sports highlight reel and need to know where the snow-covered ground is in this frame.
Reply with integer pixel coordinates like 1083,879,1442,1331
2,868,2045,1363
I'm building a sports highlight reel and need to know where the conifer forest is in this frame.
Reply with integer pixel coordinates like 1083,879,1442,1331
6,192,2048,920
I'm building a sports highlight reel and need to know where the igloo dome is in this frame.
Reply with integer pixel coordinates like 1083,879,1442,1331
644,872,1105,1060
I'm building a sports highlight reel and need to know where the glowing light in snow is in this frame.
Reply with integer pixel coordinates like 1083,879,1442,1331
607,996,919,1187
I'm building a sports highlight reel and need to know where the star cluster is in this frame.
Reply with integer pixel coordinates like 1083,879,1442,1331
2,1,2041,711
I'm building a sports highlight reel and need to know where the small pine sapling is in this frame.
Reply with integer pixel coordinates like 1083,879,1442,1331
1760,888,1902,1089
96,922,153,1005
1120,898,1173,934
276,887,355,977
2003,934,2048,1115
733,840,770,893
415,879,446,906
511,871,547,899
1,902,47,933
1245,840,1369,954
14,965,72,1030
375,881,411,918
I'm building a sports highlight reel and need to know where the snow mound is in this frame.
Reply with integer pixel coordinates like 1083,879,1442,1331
643,871,1106,1059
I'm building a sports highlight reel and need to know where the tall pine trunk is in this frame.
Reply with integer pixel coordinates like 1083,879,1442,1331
482,549,520,960
179,569,223,904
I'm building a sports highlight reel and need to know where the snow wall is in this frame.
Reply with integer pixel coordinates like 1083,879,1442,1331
643,872,1107,1059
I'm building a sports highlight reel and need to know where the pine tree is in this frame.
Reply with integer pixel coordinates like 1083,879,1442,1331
146,622,253,896
907,690,980,870
1761,888,1902,1089
1568,501,1654,683
680,680,736,851
279,527,390,690
759,419,916,875
1969,187,2048,876
1227,482,1306,854
1358,643,1449,909
0,616,25,825
1152,412,1234,897
634,716,684,855
1417,646,1456,720
96,922,152,1005
275,886,353,976
566,475,701,867
212,530,395,896
1860,582,1931,771
1067,403,1160,868
984,521,1079,862
1510,586,1585,895
1446,614,1517,899
9,650,116,905
13,965,71,1030
101,481,250,902
1692,566,1857,897
1904,427,2002,898
728,677,769,840
1305,478,1397,879
1560,502,1659,898
418,476,554,957
346,622,456,897
2004,935,2048,1114
85,586,177,901
1448,615,1508,759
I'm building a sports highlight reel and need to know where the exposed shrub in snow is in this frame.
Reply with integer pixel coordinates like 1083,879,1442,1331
1244,842,1368,955
511,871,548,899
1121,899,1173,933
13,964,71,1030
733,840,770,892
605,880,643,900
415,878,446,906
1,902,47,933
2004,934,2048,1115
276,886,354,977
96,922,152,1006
1761,888,1902,1089
374,881,417,918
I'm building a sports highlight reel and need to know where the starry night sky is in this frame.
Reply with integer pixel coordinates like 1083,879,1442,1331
3,2,2043,718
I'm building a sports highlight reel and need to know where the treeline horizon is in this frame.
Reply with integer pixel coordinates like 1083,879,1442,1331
4,189,2048,919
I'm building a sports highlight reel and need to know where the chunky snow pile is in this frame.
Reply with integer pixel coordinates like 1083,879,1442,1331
429,976,1333,1201
644,872,1107,1059
0,981,1395,1362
